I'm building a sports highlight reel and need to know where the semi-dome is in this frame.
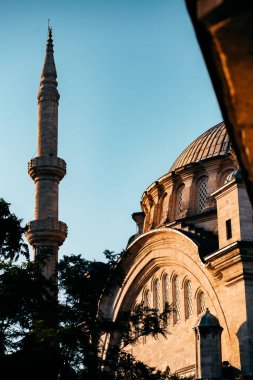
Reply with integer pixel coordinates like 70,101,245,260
170,122,231,172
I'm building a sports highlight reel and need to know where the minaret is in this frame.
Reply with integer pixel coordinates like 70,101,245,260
26,28,67,279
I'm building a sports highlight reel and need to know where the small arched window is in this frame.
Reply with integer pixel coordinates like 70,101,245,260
223,169,236,185
153,279,161,310
198,177,208,213
159,193,168,225
172,275,181,323
197,291,206,315
143,289,152,308
184,280,193,319
162,274,170,308
176,185,185,218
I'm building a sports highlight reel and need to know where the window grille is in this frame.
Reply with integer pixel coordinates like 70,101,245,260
197,291,205,315
163,274,170,306
153,279,161,310
185,281,193,319
198,178,208,212
144,289,151,308
173,275,181,323
176,186,184,217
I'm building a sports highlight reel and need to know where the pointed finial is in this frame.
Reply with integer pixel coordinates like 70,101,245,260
46,23,53,52
38,24,59,103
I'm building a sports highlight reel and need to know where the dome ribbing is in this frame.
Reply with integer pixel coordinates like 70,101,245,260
170,122,231,172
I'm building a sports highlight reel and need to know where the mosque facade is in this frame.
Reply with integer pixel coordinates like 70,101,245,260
102,122,253,377
27,30,253,377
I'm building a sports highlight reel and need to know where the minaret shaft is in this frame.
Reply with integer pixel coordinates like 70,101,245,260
35,179,59,219
26,28,67,278
38,101,58,156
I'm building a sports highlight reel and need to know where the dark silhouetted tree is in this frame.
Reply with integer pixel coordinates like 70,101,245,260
0,198,173,380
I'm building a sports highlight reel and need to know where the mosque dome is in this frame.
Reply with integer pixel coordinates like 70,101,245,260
140,121,238,235
170,122,231,172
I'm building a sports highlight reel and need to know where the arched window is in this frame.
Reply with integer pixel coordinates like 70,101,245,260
184,280,193,319
159,193,168,225
153,279,161,310
197,291,206,315
172,275,181,323
198,177,208,213
223,169,236,185
176,185,185,218
143,289,152,308
162,274,170,308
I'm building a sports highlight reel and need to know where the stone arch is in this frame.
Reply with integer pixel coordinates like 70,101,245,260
161,271,170,307
184,278,193,320
157,192,169,226
197,176,208,213
174,183,185,220
190,169,208,213
172,273,181,323
196,288,206,315
102,228,231,370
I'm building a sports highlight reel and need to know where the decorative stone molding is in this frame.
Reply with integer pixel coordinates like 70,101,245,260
28,156,66,181
26,218,67,246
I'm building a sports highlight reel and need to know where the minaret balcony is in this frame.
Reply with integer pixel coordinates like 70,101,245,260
28,156,66,181
26,218,68,247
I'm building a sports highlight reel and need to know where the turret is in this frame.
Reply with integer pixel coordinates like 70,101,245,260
194,309,223,379
26,28,67,279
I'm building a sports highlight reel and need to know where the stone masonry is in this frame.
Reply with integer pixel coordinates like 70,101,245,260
25,28,67,279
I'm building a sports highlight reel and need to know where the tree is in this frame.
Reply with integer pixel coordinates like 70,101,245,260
57,252,171,379
0,198,172,379
0,198,28,261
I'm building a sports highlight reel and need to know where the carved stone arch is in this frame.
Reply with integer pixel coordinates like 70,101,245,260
221,168,236,186
218,165,237,187
169,270,178,284
155,181,165,201
196,288,206,315
152,277,161,310
142,286,151,307
142,284,148,300
181,274,190,289
171,273,181,323
172,182,185,220
102,228,231,367
160,268,169,281
195,174,209,213
156,191,168,226
190,167,209,212
184,278,193,320
194,285,202,300
142,192,155,232
161,271,170,307
151,275,158,292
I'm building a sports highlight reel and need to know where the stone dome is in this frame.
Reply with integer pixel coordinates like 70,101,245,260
170,122,231,172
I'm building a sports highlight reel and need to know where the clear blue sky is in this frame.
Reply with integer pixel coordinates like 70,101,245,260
0,0,222,261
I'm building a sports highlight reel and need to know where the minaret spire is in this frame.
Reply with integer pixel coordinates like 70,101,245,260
26,29,67,279
39,27,59,106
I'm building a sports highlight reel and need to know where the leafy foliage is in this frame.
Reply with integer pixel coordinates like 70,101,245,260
0,199,173,379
